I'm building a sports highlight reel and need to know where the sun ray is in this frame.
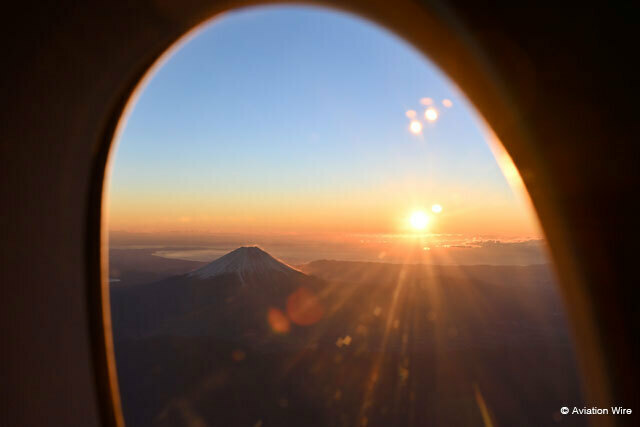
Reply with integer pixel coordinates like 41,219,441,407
358,263,407,423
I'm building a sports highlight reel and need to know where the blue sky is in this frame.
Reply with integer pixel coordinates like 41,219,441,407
108,6,536,238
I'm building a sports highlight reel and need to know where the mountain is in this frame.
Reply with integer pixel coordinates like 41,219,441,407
110,255,584,427
110,247,321,340
188,246,305,284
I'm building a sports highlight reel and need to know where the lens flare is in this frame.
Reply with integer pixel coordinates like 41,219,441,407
431,204,442,213
442,99,453,108
425,108,439,122
420,97,433,105
231,349,246,361
409,120,422,134
267,307,290,333
287,288,324,326
409,210,429,230
405,109,416,119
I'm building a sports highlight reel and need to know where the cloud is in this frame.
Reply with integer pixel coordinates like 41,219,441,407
435,239,549,265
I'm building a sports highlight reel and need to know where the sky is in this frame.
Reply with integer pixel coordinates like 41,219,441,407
107,6,543,261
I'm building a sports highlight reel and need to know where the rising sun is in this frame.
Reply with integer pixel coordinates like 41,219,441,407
409,210,429,231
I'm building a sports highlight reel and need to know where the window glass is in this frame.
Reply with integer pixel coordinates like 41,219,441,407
107,6,583,426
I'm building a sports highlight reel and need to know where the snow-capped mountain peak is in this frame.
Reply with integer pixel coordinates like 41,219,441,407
188,246,302,282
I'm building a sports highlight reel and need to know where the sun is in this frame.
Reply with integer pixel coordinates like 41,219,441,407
409,210,429,231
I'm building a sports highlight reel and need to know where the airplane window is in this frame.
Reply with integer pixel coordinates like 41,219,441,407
106,6,584,426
